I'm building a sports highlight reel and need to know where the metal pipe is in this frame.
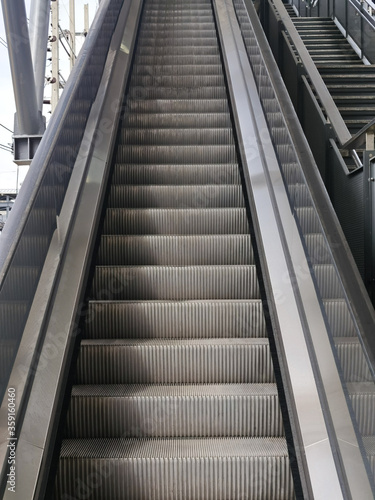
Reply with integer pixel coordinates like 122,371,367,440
0,0,42,134
51,0,59,112
29,0,51,111
69,0,76,70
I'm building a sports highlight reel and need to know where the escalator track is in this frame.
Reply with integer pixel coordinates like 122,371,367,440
51,0,296,497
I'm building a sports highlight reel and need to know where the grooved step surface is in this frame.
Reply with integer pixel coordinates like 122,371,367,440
111,164,241,184
103,208,250,234
122,113,232,128
120,127,234,144
84,300,266,339
66,383,283,438
97,235,254,265
77,338,274,384
107,185,244,208
91,265,260,300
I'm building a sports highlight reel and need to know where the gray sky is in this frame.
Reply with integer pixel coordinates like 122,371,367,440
0,0,98,191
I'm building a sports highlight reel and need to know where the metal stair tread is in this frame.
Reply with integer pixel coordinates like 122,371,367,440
80,338,269,346
71,383,278,398
59,437,289,459
111,163,241,184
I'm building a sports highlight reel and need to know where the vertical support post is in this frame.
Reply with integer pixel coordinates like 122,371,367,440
84,3,89,35
51,0,59,112
69,0,76,71
0,0,43,134
29,0,51,112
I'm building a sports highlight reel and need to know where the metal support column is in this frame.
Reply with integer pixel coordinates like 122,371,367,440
29,0,51,112
84,3,89,35
0,0,44,135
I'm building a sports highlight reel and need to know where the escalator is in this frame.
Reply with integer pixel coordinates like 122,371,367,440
1,0,375,498
51,0,296,497
289,16,375,136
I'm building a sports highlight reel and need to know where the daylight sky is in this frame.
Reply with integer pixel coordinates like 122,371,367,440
0,0,98,192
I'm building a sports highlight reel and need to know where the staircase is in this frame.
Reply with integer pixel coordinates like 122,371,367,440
290,16,375,135
51,0,295,498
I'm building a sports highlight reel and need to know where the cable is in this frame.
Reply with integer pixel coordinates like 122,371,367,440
0,144,13,153
58,23,77,58
0,124,13,134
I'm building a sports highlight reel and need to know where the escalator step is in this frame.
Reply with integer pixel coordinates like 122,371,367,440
76,338,274,384
97,235,254,265
335,337,373,382
91,265,260,300
119,127,234,144
133,63,223,75
135,54,221,65
102,208,249,234
130,74,225,88
55,438,293,500
65,383,283,438
84,300,267,339
128,85,227,99
347,383,375,435
107,185,244,208
111,163,240,184
122,113,232,128
125,98,228,113
116,144,236,163
136,45,220,56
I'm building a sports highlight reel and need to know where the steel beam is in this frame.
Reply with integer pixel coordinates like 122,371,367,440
1,0,44,135
29,0,51,112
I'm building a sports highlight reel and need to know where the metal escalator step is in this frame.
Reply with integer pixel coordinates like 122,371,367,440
125,98,228,113
111,164,240,185
0,301,28,339
116,144,236,163
55,438,293,500
312,264,345,299
304,234,331,265
139,22,215,30
91,265,260,300
135,54,221,65
130,74,225,88
107,185,244,208
128,85,227,99
132,64,222,76
139,29,217,38
122,112,232,128
142,14,214,22
335,337,373,383
363,437,375,478
322,299,357,337
97,235,253,265
77,338,274,384
65,383,283,438
119,128,234,145
11,235,50,266
138,37,218,47
347,383,375,435
84,300,266,339
136,45,219,56
1,266,41,301
103,208,249,235
296,206,322,234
